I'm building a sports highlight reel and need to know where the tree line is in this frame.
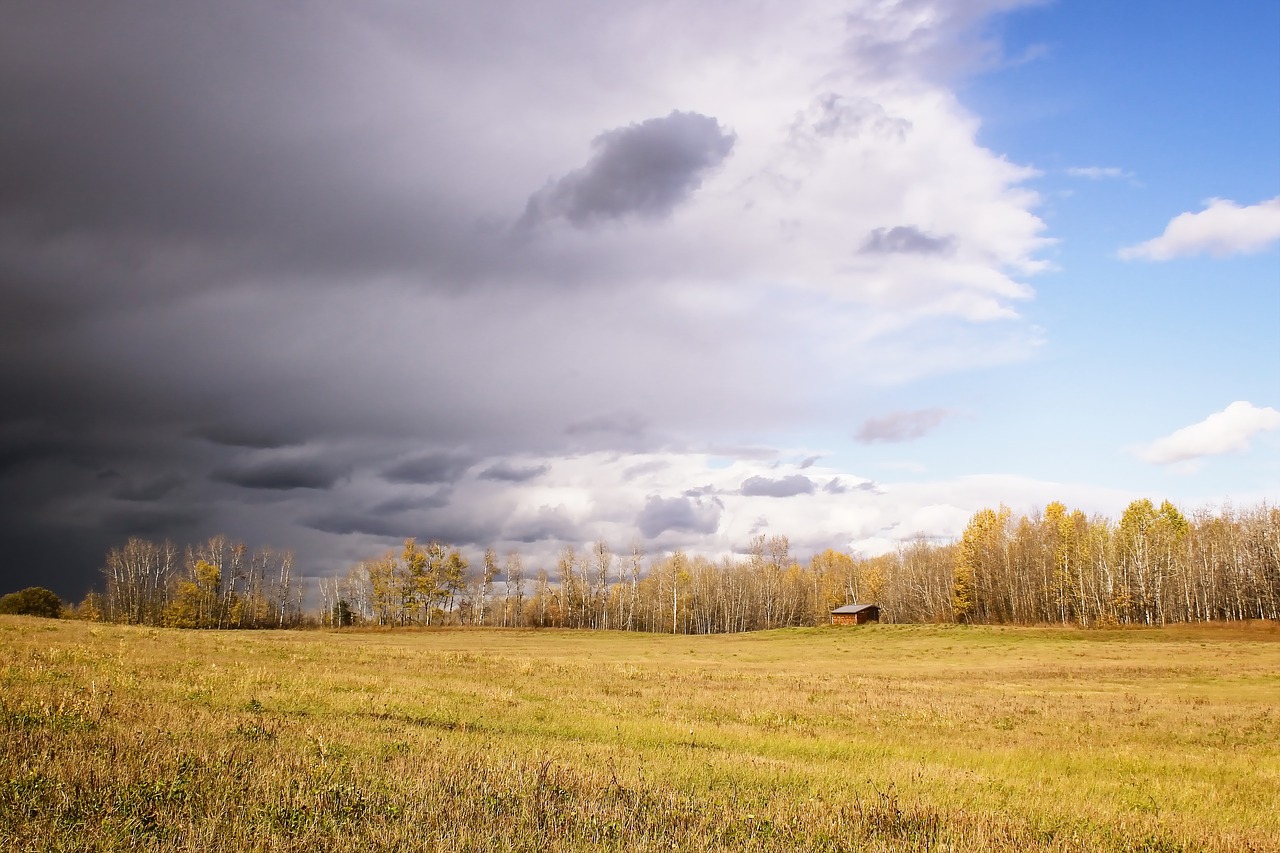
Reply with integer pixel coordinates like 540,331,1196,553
44,498,1277,631
945,499,1279,626
82,535,305,628
321,499,1277,631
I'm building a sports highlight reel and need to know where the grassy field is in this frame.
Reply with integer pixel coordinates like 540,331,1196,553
2,617,1277,851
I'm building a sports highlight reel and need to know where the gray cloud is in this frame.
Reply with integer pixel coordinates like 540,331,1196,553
414,519,507,551
212,458,348,491
303,511,414,539
373,491,452,514
791,93,911,146
740,474,815,497
521,111,735,228
98,503,202,537
305,497,494,545
841,1,1018,81
812,94,877,138
855,408,951,443
196,425,303,450
825,477,881,495
383,453,476,485
480,462,549,483
566,410,649,437
623,459,669,480
506,506,583,544
111,474,185,502
706,445,781,462
0,2,505,287
861,226,954,255
636,495,723,539
0,421,73,476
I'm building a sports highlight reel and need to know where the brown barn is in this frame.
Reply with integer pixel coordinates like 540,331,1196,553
830,604,880,625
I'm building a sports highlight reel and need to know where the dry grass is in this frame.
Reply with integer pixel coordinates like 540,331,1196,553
2,617,1277,851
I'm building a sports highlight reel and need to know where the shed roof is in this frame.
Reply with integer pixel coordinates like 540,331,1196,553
830,604,878,614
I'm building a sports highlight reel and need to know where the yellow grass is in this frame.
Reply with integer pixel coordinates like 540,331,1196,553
2,617,1277,851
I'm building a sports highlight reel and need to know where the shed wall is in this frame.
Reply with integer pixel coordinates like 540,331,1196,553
831,607,879,625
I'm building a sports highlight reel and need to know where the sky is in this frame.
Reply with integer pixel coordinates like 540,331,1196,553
1,0,1277,601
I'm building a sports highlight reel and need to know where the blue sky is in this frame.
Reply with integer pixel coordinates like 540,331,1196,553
939,0,1280,505
1,0,1277,596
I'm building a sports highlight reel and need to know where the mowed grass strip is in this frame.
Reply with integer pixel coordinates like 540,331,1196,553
1,617,1277,852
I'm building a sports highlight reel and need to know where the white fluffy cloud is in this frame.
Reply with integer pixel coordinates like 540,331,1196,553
1119,196,1280,260
1136,401,1280,465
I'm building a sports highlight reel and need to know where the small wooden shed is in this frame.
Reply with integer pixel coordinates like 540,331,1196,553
830,604,880,625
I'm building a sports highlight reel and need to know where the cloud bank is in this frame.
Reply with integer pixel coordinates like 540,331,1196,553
0,0,1057,597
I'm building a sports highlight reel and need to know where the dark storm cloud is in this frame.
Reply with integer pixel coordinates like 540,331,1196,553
212,458,349,491
0,0,1039,601
111,474,184,502
861,226,954,255
303,511,413,539
195,425,303,450
740,474,815,498
0,1,584,596
0,1,522,325
307,507,497,549
480,462,549,483
855,408,951,443
0,421,70,476
0,521,109,601
99,503,202,537
520,111,735,228
373,491,452,514
636,495,723,539
383,453,476,485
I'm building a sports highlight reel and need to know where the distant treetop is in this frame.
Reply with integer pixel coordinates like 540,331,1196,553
0,587,64,619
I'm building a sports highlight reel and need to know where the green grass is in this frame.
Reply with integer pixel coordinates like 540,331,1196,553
2,617,1277,851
